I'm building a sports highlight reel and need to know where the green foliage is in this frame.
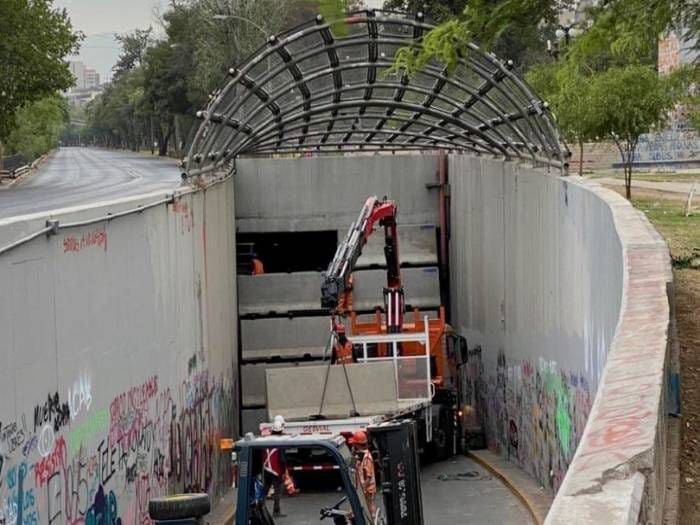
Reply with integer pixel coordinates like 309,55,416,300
6,96,68,160
84,0,298,155
382,0,469,22
586,64,682,197
390,0,558,75
0,0,81,141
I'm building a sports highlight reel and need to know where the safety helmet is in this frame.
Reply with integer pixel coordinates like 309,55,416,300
272,415,285,433
348,430,368,446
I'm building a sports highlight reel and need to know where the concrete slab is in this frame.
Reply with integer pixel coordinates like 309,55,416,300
266,362,399,420
238,267,440,315
242,408,269,435
241,316,329,360
352,266,440,311
357,224,438,266
242,361,318,407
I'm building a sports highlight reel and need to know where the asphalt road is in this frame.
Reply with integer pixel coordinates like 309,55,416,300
273,456,533,524
0,147,183,219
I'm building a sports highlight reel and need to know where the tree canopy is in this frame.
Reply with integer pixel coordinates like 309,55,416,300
0,0,81,142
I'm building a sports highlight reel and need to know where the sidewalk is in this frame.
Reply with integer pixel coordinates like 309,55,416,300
594,177,696,196
468,449,553,525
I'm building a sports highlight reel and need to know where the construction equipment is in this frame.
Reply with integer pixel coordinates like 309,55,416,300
232,421,424,525
262,197,459,461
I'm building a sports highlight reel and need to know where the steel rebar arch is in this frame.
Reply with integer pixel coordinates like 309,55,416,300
184,9,569,176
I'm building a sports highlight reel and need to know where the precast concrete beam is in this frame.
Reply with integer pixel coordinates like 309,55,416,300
357,224,438,267
237,266,440,315
241,316,329,360
241,361,318,406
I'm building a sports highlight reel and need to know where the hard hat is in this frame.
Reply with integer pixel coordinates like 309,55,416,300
272,415,285,433
348,430,367,446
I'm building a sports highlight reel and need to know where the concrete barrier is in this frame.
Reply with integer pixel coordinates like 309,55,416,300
449,155,671,523
237,266,440,315
0,179,238,524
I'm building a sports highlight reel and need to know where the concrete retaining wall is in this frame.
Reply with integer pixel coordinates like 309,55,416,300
449,155,671,522
0,179,238,524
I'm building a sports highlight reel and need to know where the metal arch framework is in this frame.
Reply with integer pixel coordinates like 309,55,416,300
184,10,569,176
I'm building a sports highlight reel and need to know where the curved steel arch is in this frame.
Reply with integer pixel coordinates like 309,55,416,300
184,9,569,176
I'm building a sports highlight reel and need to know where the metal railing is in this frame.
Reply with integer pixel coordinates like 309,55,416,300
0,172,231,258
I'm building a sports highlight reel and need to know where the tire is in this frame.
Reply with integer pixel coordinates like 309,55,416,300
430,407,454,461
148,493,211,520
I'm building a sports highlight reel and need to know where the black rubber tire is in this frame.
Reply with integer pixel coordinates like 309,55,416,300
148,493,211,520
431,407,454,461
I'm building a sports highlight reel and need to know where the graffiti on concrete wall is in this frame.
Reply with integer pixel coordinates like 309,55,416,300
633,130,700,164
466,349,592,492
0,366,235,525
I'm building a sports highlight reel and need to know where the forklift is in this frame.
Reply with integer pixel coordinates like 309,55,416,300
233,420,424,525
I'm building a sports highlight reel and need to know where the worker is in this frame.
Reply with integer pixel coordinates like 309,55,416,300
251,252,265,275
349,430,377,518
263,415,287,518
332,326,356,365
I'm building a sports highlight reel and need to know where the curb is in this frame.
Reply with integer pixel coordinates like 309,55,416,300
467,451,546,525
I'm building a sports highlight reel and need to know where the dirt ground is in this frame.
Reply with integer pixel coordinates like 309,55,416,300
677,269,700,524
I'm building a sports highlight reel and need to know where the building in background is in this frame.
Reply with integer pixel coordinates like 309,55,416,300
84,68,100,89
69,61,87,90
65,61,106,107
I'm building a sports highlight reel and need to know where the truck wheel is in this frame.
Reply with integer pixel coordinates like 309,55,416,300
148,493,211,520
431,408,454,461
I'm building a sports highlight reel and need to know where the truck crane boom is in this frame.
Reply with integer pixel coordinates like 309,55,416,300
321,196,404,331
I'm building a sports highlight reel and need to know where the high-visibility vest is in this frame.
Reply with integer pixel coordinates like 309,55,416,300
264,448,282,477
252,258,265,275
356,450,376,496
335,341,354,365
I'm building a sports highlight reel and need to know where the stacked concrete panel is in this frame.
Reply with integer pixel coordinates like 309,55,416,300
235,154,442,434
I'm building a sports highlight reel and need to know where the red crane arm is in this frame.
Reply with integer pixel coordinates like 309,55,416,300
321,196,401,311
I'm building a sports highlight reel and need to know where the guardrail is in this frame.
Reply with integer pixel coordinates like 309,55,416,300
0,172,231,257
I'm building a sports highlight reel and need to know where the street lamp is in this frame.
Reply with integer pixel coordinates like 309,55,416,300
547,23,584,59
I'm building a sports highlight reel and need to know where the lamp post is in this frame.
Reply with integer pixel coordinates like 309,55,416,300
547,23,584,59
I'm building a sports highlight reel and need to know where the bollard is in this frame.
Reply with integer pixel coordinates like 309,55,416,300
149,493,211,524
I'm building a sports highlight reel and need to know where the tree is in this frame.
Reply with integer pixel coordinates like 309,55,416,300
390,0,560,75
382,1,469,22
526,63,598,176
6,95,69,160
113,28,153,80
587,65,681,199
0,0,81,142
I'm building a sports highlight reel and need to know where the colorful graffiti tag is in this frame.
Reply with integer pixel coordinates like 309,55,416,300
0,369,235,525
465,349,592,492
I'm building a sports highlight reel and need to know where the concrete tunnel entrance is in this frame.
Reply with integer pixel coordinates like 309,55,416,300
183,8,673,524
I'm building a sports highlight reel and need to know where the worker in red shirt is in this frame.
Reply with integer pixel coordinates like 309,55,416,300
349,430,377,518
251,251,265,275
263,415,287,517
332,326,356,365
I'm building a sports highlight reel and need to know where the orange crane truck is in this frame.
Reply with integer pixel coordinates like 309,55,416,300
261,197,460,462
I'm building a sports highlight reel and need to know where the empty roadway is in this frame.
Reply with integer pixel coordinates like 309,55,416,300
0,147,182,219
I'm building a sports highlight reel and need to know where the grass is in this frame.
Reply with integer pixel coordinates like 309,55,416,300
633,197,700,265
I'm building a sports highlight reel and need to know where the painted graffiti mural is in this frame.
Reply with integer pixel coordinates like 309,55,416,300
465,349,592,492
0,369,235,525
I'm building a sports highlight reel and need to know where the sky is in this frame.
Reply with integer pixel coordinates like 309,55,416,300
55,0,386,82
55,0,169,81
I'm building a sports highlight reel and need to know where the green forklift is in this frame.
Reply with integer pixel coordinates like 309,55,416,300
233,420,424,525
